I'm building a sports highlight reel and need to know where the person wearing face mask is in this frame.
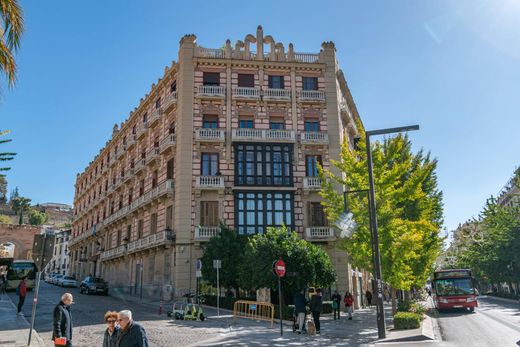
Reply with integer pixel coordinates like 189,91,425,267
103,311,120,347
52,293,74,347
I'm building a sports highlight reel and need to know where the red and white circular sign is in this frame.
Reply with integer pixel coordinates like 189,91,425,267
274,259,286,277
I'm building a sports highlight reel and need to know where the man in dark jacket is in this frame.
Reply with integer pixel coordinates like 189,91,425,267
293,289,307,334
331,290,342,320
116,310,149,347
309,288,323,334
52,293,74,347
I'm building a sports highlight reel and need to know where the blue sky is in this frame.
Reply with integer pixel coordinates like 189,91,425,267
1,0,519,234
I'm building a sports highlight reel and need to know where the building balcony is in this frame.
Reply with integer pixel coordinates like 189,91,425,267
160,134,176,154
195,176,224,189
126,135,136,150
116,148,125,161
109,156,117,168
69,229,94,248
149,109,162,128
264,88,291,101
134,158,146,174
104,205,130,226
101,230,174,261
303,177,322,190
164,92,177,111
197,85,226,99
123,168,134,183
232,87,260,100
195,128,226,142
146,147,160,165
129,179,174,212
300,131,329,145
231,128,296,143
136,123,149,139
195,226,221,241
298,90,325,103
305,227,335,241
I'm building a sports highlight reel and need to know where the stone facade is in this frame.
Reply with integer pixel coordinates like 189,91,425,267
0,224,42,259
69,26,366,301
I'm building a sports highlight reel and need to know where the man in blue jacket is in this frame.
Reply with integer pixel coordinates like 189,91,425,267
293,289,307,334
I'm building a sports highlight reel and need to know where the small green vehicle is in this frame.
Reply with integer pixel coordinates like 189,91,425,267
167,302,205,321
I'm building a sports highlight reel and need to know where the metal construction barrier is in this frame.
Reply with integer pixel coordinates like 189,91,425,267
233,300,275,327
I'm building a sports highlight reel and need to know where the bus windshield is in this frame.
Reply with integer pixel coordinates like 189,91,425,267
434,277,474,296
7,262,37,281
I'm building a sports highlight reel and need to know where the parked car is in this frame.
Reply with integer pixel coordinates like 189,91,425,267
52,274,64,285
79,276,109,295
59,276,78,287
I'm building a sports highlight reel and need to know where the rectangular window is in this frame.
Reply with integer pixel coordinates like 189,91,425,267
239,118,254,129
235,143,293,186
200,201,219,226
126,225,132,242
268,75,284,89
166,206,173,230
306,155,322,177
151,213,158,234
128,188,133,204
139,179,145,196
201,153,219,176
167,159,174,179
164,253,171,283
203,72,220,86
202,115,218,129
117,230,122,246
304,120,320,132
148,254,155,282
302,76,318,91
235,191,294,235
152,170,158,189
142,112,148,123
170,80,177,92
309,202,328,226
137,219,144,239
269,118,285,130
155,98,161,109
238,74,254,87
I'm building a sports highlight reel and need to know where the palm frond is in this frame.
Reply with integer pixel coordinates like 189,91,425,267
0,0,24,51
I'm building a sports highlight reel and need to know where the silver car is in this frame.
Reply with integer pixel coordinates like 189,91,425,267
59,276,78,287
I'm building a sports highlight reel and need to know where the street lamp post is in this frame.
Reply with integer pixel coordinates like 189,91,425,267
365,125,419,339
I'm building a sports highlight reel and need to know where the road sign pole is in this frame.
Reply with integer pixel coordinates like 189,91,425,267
216,265,220,317
28,231,47,346
278,276,283,336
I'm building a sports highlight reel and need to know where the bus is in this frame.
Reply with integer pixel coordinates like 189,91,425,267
5,259,38,291
432,269,478,312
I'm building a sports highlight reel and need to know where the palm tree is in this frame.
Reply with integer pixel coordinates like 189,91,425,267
0,130,16,173
0,0,24,90
11,196,31,224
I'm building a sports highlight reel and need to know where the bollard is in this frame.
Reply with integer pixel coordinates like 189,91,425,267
159,300,163,315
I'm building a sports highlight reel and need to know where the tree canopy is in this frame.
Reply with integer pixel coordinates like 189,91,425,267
319,132,443,291
28,209,48,225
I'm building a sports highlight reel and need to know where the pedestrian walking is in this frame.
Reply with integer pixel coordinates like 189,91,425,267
0,274,6,295
293,289,307,334
16,277,27,315
309,288,323,334
115,310,149,347
52,293,74,347
344,291,354,320
365,290,373,307
331,290,342,320
103,311,120,347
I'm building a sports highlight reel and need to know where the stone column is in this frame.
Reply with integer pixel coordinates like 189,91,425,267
173,34,196,297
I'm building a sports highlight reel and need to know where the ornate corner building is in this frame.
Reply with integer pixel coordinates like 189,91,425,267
69,26,365,301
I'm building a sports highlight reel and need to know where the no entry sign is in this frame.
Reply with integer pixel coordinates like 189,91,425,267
273,259,286,278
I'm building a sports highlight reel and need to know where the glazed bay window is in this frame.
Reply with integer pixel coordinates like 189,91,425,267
306,155,322,177
201,153,219,176
235,143,293,186
302,76,318,90
235,191,294,235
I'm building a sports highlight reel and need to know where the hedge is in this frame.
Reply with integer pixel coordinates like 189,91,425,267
394,312,422,330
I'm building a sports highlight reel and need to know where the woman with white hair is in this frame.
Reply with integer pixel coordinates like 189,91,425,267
52,293,74,346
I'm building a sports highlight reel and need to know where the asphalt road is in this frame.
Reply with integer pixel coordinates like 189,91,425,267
435,295,520,347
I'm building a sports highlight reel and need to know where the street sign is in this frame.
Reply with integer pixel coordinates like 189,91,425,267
250,304,257,311
273,259,286,278
32,234,55,271
196,270,202,278
213,259,221,269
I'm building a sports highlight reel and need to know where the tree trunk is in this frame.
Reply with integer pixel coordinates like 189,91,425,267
18,210,23,225
391,286,397,315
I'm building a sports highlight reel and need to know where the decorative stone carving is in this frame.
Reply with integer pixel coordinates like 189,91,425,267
287,43,295,61
180,34,197,45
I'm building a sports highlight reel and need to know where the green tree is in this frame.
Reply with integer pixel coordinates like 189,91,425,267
28,209,48,225
238,226,336,297
0,0,24,90
10,196,30,224
320,132,443,312
0,214,11,223
200,224,248,294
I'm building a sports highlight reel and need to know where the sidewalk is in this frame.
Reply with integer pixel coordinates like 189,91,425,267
0,294,46,347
